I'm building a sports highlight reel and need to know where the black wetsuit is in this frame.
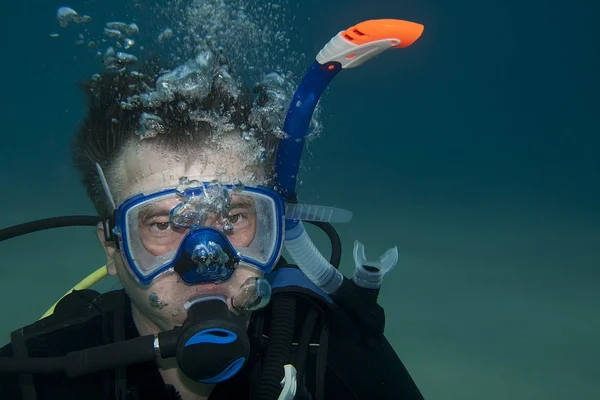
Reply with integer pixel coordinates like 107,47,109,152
0,266,424,400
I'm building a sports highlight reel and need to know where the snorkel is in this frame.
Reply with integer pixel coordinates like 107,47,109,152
275,19,424,294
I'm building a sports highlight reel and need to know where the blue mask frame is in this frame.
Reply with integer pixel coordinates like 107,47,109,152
113,184,285,286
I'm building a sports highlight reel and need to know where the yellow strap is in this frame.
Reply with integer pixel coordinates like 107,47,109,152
39,265,108,320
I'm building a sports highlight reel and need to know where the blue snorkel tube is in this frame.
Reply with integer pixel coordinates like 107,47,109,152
274,62,340,202
274,19,425,294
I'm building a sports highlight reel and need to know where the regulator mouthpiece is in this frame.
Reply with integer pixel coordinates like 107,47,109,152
177,297,250,383
352,240,398,290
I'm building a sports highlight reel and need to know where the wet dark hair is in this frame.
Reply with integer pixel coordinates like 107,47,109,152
71,54,281,218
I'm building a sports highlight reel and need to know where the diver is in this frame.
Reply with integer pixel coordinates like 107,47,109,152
0,19,425,400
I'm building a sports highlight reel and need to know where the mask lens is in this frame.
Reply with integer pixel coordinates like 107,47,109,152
119,184,281,283
169,192,258,248
136,196,188,257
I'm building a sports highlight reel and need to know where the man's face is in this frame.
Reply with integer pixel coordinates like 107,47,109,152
98,134,268,334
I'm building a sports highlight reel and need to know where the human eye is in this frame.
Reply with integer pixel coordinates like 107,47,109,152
228,212,248,226
150,220,171,232
226,206,254,229
142,214,174,235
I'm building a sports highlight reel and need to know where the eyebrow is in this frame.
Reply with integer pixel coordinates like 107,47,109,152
138,204,171,222
137,195,254,221
230,197,255,209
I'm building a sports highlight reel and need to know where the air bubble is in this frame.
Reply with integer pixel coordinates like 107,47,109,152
57,7,91,28
158,28,174,42
117,52,137,65
232,180,245,192
106,22,139,36
123,38,135,49
137,112,164,139
222,218,234,232
104,28,122,39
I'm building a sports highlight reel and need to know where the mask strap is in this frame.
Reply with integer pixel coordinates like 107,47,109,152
102,216,118,246
96,163,118,245
95,163,117,212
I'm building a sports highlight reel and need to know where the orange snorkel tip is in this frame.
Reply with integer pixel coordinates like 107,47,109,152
341,19,425,48
316,18,424,69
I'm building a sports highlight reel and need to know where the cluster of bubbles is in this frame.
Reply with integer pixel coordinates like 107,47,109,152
171,177,241,232
52,1,323,176
138,112,165,139
53,5,174,69
183,1,300,80
121,50,225,139
156,0,323,139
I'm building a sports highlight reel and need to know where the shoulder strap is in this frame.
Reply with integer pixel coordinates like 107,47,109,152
9,289,132,400
8,288,106,400
10,328,36,400
266,265,334,308
112,291,127,400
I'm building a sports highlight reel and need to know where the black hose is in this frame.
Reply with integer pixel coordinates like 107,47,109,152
305,221,342,269
254,294,296,400
0,357,66,374
293,307,319,383
0,216,344,271
0,216,101,242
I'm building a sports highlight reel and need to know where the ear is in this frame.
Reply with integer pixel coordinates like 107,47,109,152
97,221,118,276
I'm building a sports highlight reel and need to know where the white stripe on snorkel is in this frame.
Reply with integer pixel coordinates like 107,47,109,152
285,203,353,224
95,163,117,211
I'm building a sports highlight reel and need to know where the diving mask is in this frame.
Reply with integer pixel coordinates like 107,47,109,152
112,178,284,286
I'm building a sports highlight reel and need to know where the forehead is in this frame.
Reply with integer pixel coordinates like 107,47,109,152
137,192,255,215
111,135,267,205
